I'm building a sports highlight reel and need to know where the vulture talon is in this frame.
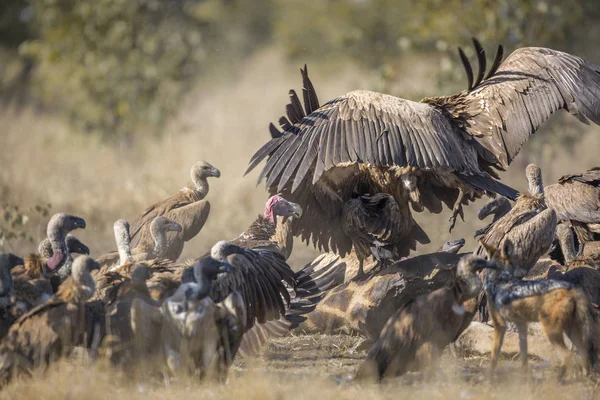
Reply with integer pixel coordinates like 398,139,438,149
448,190,466,233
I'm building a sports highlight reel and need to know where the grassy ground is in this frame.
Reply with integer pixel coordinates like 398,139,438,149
2,334,599,400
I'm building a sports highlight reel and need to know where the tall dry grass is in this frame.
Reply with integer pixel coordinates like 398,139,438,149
1,48,600,269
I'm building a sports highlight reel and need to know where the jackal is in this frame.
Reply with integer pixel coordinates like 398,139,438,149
483,240,596,380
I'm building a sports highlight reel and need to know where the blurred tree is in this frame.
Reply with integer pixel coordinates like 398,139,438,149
17,0,272,139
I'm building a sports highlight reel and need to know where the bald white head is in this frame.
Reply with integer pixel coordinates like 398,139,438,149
70,256,100,300
190,161,220,197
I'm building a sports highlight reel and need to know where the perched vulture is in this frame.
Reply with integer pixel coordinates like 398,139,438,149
0,256,99,383
129,161,220,261
97,217,182,268
246,39,600,268
544,167,600,245
474,164,557,321
131,257,245,380
436,238,466,254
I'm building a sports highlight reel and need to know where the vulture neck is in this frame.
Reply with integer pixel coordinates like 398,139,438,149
274,216,293,260
559,228,577,266
72,269,96,301
151,224,168,258
192,174,210,199
46,228,69,274
263,205,277,227
196,273,213,299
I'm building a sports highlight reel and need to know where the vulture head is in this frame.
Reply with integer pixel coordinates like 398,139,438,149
38,234,90,259
191,161,221,182
264,194,303,225
47,213,86,240
151,216,183,236
0,254,24,297
526,164,544,196
113,219,133,266
456,254,497,298
70,256,100,300
194,257,232,283
438,238,466,254
210,240,245,262
131,264,152,285
45,213,86,273
477,197,512,221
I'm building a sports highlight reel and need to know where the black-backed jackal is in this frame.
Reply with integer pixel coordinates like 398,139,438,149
483,240,596,380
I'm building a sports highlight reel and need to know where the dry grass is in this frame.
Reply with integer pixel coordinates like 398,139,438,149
1,334,599,400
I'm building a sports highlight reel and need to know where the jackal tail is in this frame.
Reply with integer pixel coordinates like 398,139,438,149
572,289,596,369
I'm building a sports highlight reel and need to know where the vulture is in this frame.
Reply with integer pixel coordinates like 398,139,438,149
435,238,466,254
0,256,99,383
544,167,600,245
129,161,220,262
131,257,245,380
11,213,86,282
246,39,600,269
474,164,557,321
97,217,182,268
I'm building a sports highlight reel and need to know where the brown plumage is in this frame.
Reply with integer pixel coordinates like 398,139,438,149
129,161,220,262
354,255,495,382
130,258,245,380
97,218,182,268
247,41,600,262
0,254,27,340
474,165,557,322
545,167,600,245
0,256,99,383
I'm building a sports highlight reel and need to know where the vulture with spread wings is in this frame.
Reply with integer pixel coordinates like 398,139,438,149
246,39,600,273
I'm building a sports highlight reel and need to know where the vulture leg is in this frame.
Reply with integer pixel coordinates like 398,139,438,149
448,189,466,232
355,258,366,280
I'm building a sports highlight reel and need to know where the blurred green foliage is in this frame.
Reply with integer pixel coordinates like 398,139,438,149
0,0,599,140
0,203,51,251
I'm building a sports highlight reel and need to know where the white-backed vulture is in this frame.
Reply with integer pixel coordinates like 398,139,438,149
97,217,182,268
0,256,99,383
435,238,466,254
474,165,557,321
246,40,600,264
131,257,245,380
354,255,496,382
474,165,557,278
129,161,220,262
544,167,600,245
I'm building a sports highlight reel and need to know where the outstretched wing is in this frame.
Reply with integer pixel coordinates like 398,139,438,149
461,47,600,168
210,249,296,331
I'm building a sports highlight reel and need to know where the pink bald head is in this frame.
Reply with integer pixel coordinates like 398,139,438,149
263,195,303,225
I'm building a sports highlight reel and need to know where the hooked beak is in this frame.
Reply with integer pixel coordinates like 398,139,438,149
75,242,90,255
211,167,221,178
290,202,303,218
168,222,183,233
73,217,86,229
477,204,494,220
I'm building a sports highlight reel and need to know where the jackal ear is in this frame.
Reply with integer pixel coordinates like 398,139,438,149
479,240,498,259
501,239,515,259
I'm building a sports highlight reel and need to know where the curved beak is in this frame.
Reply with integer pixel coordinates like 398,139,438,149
477,203,495,220
89,259,101,271
290,202,303,218
73,217,87,229
218,262,232,274
168,222,183,233
72,240,90,255
211,167,221,178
